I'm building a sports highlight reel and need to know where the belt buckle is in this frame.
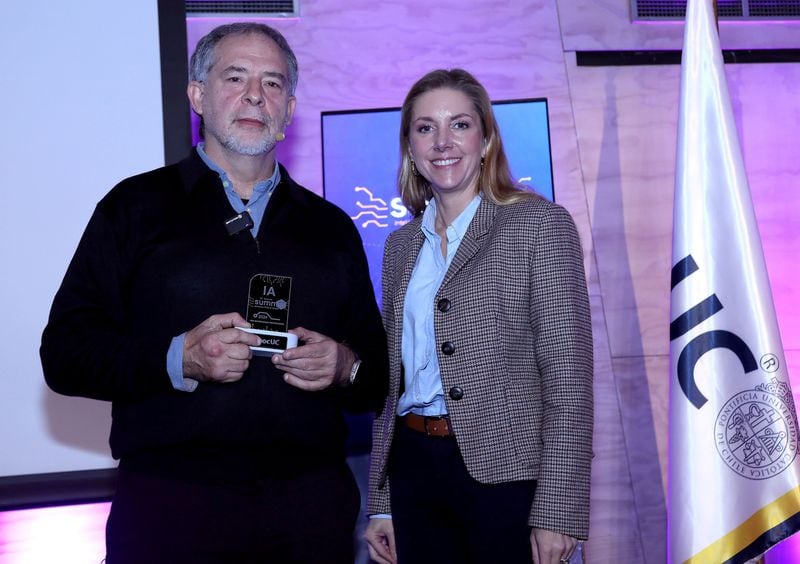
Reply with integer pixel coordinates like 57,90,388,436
423,417,434,436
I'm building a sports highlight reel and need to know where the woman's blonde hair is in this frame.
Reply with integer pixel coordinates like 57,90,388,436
398,68,539,217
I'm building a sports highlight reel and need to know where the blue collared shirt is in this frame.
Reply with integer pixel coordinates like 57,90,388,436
195,143,280,236
166,144,281,392
396,194,482,416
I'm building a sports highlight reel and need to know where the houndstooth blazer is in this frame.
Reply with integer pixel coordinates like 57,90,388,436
366,195,594,539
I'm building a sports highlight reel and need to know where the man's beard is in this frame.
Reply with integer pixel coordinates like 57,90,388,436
205,112,281,156
220,133,277,156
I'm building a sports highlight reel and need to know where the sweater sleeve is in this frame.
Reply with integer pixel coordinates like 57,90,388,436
335,219,389,413
40,201,174,402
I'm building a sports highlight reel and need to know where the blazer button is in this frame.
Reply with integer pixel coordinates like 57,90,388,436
437,298,451,312
441,341,455,355
449,386,464,401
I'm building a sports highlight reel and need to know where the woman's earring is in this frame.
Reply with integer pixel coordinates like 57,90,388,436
411,160,419,176
480,157,485,170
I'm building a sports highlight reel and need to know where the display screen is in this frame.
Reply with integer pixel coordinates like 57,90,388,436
321,99,554,304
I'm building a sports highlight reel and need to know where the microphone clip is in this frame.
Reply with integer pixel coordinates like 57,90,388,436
224,211,254,236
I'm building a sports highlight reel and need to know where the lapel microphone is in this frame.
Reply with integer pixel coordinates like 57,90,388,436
224,211,254,236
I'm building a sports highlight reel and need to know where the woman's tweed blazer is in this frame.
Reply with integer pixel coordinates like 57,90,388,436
367,195,594,539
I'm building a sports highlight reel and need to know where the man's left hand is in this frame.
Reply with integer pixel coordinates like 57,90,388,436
271,327,355,391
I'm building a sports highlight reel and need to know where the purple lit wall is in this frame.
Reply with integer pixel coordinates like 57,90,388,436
0,503,109,563
562,3,800,560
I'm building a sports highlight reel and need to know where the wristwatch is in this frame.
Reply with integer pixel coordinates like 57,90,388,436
348,359,362,385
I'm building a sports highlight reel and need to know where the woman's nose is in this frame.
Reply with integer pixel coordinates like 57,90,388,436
433,130,452,151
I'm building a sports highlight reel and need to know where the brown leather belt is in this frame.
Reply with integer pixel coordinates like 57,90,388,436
401,413,454,437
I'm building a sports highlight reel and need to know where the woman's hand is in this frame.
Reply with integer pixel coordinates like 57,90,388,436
530,527,578,564
365,517,397,564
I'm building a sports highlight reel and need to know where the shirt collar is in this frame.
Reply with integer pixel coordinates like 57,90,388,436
195,143,281,200
421,193,483,243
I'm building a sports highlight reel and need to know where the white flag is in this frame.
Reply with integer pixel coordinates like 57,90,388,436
668,0,800,562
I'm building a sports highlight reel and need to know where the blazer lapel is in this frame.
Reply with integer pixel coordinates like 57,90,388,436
390,221,425,319
439,197,496,290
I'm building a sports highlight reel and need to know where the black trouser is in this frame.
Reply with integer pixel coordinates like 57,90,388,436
389,423,537,564
106,459,359,564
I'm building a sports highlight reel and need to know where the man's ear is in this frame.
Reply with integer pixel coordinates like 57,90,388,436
187,81,204,115
285,96,297,126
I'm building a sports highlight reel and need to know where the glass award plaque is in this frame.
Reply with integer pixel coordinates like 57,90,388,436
238,274,298,355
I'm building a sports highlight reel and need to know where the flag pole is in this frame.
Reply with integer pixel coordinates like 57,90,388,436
713,0,719,33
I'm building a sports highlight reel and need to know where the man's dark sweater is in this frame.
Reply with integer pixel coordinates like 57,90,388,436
41,151,388,479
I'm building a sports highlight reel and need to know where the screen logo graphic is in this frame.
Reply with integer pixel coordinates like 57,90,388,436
351,187,390,229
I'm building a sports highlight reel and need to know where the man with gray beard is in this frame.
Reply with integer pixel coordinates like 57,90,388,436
41,23,388,564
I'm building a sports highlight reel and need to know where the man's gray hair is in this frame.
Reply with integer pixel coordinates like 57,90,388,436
189,23,299,95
